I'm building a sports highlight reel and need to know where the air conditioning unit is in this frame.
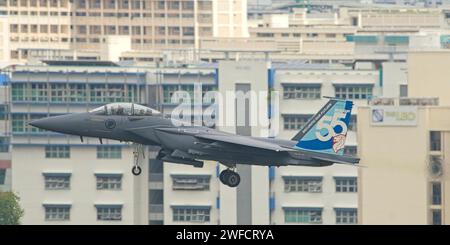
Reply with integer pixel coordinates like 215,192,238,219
429,156,443,178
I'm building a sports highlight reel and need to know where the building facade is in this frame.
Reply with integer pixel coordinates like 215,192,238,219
4,59,388,224
358,50,450,225
8,62,150,224
0,0,249,64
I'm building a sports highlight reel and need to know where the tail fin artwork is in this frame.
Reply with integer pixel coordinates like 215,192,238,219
292,99,353,155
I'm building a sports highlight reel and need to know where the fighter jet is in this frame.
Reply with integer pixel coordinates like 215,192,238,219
29,99,359,187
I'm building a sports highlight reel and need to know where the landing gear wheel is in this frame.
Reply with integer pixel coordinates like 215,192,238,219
226,172,240,187
219,170,240,187
132,165,142,176
219,170,232,184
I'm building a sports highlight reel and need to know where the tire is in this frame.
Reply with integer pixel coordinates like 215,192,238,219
226,172,241,188
132,166,142,176
219,170,231,185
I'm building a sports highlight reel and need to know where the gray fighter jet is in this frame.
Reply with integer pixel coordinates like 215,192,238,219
30,99,359,187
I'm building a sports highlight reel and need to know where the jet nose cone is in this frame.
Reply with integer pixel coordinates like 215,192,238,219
29,113,88,135
29,117,53,130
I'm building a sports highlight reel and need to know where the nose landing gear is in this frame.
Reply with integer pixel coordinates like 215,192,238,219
131,144,145,176
219,169,241,187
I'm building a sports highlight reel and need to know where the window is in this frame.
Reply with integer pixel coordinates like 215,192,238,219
67,84,86,102
172,207,210,222
182,1,194,10
104,25,117,35
335,85,373,100
31,83,47,101
284,208,322,224
156,0,165,9
40,24,48,33
50,25,58,33
119,26,130,35
400,84,408,97
76,0,86,8
0,169,6,185
431,182,441,205
284,177,322,193
168,26,180,36
283,84,321,99
45,146,70,158
182,27,194,36
96,175,122,190
50,84,66,102
0,137,8,152
97,146,122,159
12,114,26,133
90,84,107,102
44,174,70,190
0,104,7,120
168,0,179,9
131,0,140,9
44,205,70,221
119,0,129,9
430,131,441,151
335,208,357,224
77,25,87,35
10,24,18,33
107,84,126,102
96,206,122,221
90,0,101,8
132,26,141,35
335,177,357,193
104,0,116,9
12,83,26,101
256,33,274,38
283,115,312,130
432,209,442,225
346,114,356,131
90,25,102,35
163,85,183,103
172,175,210,190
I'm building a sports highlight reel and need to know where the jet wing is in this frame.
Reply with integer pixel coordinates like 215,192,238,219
194,134,295,153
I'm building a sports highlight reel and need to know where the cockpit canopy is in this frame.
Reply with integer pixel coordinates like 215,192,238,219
89,103,161,116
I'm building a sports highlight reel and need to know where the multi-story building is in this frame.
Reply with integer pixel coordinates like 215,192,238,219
358,51,450,225
0,15,10,68
6,58,387,224
0,0,249,64
6,60,218,224
0,79,10,192
358,97,447,224
8,61,151,224
269,62,379,225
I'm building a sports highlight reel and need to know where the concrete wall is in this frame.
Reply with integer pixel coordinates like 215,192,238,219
358,106,450,224
408,51,450,106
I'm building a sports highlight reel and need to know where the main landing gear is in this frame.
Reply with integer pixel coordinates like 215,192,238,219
219,169,241,187
131,144,145,176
